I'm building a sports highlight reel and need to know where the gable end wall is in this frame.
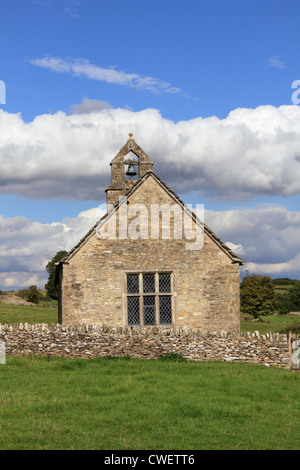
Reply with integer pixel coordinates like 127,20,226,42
61,176,240,333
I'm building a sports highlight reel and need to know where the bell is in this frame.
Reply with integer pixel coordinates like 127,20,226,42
126,164,137,177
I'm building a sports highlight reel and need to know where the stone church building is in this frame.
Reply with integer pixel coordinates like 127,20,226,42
58,134,243,332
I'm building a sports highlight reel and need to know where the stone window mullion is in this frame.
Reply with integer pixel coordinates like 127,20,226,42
155,272,159,325
139,273,144,326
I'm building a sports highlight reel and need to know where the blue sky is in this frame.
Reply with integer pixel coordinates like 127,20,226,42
3,0,300,123
1,0,300,289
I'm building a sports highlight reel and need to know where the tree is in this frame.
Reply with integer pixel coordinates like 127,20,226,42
45,250,68,300
18,285,42,304
275,292,290,315
287,284,300,310
240,274,277,319
281,284,300,313
274,281,300,314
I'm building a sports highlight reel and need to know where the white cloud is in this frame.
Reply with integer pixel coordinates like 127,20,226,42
64,0,81,19
28,56,181,94
1,104,300,201
34,0,81,19
0,272,47,289
1,204,300,290
267,56,285,69
246,255,300,275
0,207,105,290
205,206,300,277
224,242,245,256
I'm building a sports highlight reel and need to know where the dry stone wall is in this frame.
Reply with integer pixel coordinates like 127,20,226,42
0,323,290,368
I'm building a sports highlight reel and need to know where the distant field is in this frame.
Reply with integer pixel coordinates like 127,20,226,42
240,313,300,334
274,285,294,294
0,357,299,450
0,303,58,325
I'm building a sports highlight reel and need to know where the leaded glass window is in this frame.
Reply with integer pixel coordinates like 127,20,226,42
159,296,172,324
126,273,173,326
127,274,139,294
159,273,171,293
127,297,140,325
143,274,155,293
143,296,156,325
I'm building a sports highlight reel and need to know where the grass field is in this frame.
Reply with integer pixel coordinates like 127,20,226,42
240,313,300,334
1,301,299,450
0,303,58,325
0,356,299,450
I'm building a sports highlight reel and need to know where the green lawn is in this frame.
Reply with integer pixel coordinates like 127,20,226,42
0,356,299,450
1,303,299,450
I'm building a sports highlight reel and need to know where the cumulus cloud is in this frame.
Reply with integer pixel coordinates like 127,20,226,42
0,272,48,290
1,104,300,201
0,207,105,290
205,206,300,277
1,204,300,290
1,103,300,285
28,56,181,94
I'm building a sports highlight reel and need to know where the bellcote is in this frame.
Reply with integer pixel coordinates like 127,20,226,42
105,134,154,207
